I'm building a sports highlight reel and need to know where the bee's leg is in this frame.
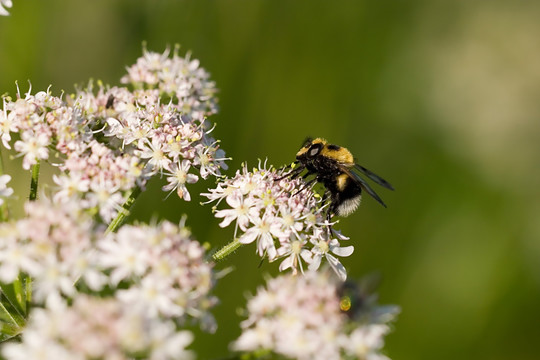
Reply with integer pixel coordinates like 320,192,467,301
324,193,336,238
288,166,305,180
292,176,317,196
275,164,304,181
325,210,334,240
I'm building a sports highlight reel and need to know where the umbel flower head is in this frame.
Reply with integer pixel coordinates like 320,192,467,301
232,270,400,360
203,161,354,281
0,196,218,323
121,45,218,118
96,219,219,332
0,47,228,222
0,199,218,359
2,295,195,360
0,199,105,306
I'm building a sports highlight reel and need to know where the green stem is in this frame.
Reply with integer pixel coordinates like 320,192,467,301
0,148,7,221
106,185,143,234
12,277,24,314
0,147,4,175
29,162,40,201
9,275,31,316
211,238,243,262
24,277,32,314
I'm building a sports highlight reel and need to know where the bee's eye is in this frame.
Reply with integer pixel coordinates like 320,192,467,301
309,146,320,156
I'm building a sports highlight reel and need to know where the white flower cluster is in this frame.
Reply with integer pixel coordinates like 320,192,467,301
121,46,218,118
2,295,195,360
203,162,354,280
96,219,218,332
233,271,399,360
0,199,218,359
0,47,227,222
0,200,103,306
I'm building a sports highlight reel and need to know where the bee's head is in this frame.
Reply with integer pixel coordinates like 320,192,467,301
296,137,327,160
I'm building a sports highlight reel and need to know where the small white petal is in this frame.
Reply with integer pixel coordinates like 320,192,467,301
308,254,322,271
279,256,294,271
326,254,347,281
239,228,259,244
332,245,354,257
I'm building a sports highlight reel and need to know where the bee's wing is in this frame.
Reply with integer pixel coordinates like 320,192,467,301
353,164,394,191
340,271,382,302
357,271,382,296
339,165,388,208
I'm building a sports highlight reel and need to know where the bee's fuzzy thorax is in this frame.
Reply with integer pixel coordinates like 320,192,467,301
320,144,354,165
311,138,327,144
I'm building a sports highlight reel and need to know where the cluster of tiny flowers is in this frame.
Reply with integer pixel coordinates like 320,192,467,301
232,271,399,360
0,174,13,205
0,0,12,16
203,161,354,280
2,295,195,360
0,198,217,358
0,88,64,170
0,199,105,306
96,219,218,332
0,47,227,222
121,46,218,118
63,82,227,220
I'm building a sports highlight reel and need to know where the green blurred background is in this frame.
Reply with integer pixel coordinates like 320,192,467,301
2,1,540,359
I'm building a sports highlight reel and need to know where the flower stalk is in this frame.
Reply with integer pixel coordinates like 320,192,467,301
24,276,32,315
212,238,243,262
106,185,142,234
29,162,40,201
0,148,7,221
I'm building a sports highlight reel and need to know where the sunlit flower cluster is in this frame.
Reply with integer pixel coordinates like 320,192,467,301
121,46,218,118
0,198,218,358
203,161,354,280
63,83,226,220
96,219,218,332
0,86,139,222
0,47,227,222
233,270,399,360
0,89,62,169
2,295,195,360
0,200,104,306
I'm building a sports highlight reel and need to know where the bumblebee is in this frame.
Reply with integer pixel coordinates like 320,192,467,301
284,138,393,221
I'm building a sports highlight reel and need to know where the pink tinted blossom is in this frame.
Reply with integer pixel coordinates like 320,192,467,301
233,271,399,360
